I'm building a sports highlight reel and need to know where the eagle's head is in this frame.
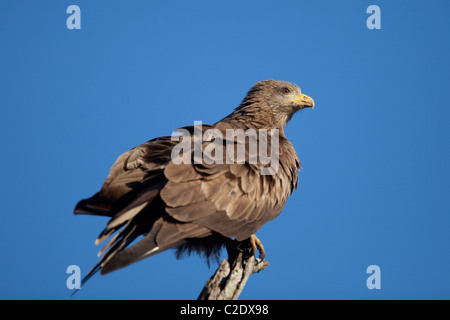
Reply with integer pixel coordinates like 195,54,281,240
235,79,315,128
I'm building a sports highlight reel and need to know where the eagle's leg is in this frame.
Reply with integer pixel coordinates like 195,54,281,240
225,238,241,262
249,234,265,260
224,235,266,261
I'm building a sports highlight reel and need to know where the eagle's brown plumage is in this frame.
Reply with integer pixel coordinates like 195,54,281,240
74,79,314,283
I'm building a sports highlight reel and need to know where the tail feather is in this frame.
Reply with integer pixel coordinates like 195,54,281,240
74,197,112,217
100,219,212,275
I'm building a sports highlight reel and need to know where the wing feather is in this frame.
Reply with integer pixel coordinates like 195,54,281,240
75,120,301,279
160,129,299,241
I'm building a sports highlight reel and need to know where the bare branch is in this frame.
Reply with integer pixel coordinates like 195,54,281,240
198,244,269,300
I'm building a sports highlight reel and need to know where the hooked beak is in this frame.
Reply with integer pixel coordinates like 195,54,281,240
296,93,315,109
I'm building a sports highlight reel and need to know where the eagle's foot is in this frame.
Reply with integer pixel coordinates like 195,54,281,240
224,235,266,261
249,234,265,260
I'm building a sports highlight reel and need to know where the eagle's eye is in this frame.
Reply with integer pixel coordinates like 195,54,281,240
282,87,291,94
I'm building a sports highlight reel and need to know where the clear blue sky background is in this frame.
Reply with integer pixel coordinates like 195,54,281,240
0,0,449,299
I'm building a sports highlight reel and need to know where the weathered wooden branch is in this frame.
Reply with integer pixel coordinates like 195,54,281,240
198,241,269,300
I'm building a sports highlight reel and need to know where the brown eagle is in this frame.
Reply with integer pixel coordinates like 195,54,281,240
74,79,314,284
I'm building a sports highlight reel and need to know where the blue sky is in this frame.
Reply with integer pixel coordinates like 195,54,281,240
0,0,449,299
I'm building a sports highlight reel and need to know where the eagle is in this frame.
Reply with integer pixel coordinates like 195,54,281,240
74,79,314,284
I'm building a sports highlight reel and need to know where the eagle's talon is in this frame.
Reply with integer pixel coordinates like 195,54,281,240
249,234,266,260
